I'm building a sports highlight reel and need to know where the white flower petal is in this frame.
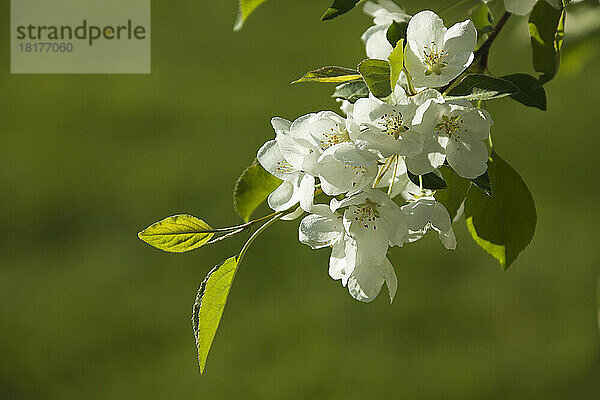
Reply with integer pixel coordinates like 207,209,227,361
257,140,300,180
445,137,489,179
299,213,344,249
268,181,298,212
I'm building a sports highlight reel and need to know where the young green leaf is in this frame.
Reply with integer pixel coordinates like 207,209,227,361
445,74,519,102
233,0,268,31
234,162,282,222
388,39,404,89
529,1,566,84
192,255,239,374
435,166,472,220
321,0,360,21
501,73,548,111
138,215,215,253
471,4,494,34
292,66,362,84
357,59,392,100
386,20,408,47
407,170,447,190
465,152,537,270
332,80,370,103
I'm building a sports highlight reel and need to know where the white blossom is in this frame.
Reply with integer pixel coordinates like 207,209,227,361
299,204,398,303
409,97,494,179
401,195,457,250
361,0,411,59
404,10,477,88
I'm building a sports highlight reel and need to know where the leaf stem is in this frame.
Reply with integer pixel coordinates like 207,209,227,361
237,213,285,265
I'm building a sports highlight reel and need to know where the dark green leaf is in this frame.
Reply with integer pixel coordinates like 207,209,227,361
357,59,392,100
292,66,361,84
234,161,282,222
501,73,547,111
192,255,239,374
471,4,494,34
446,74,519,102
529,1,566,84
435,166,472,220
465,152,537,270
407,170,447,190
233,0,268,31
471,171,491,196
386,20,408,47
321,0,360,21
332,80,370,103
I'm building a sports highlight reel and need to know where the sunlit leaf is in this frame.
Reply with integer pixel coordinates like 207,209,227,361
234,161,282,222
192,256,239,374
465,152,537,270
138,215,214,253
471,3,494,34
388,39,404,89
233,0,268,31
292,66,362,84
357,59,392,100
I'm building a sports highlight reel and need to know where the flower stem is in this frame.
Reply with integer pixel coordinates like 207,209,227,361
387,155,399,196
441,12,512,95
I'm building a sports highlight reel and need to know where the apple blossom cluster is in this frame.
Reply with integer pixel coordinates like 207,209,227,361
257,5,494,302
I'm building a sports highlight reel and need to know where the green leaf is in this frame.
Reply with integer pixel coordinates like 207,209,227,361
332,80,370,103
386,20,408,47
471,171,491,196
465,152,537,270
471,4,494,34
234,162,282,222
407,170,447,190
388,39,404,89
435,166,471,220
529,1,566,84
501,73,547,111
446,74,519,102
291,66,362,84
233,0,268,31
321,0,360,21
357,59,392,100
192,255,239,374
138,215,215,253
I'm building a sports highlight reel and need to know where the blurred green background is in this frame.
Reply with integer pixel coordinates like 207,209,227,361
2,1,599,399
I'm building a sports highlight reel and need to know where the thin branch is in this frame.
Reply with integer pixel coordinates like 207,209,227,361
440,12,512,94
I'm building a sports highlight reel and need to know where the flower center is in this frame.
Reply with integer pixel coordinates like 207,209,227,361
423,41,448,76
352,198,380,230
320,126,350,151
435,114,466,139
378,109,409,139
275,160,295,174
